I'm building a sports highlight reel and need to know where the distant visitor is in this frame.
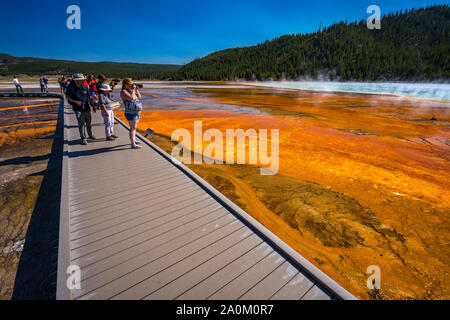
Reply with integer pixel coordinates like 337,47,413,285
12,76,24,94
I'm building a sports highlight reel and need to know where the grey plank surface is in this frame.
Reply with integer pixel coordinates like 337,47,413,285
176,242,273,300
77,221,247,299
57,101,357,300
145,233,264,300
269,272,315,300
208,250,286,300
75,210,234,278
301,285,333,300
239,261,299,300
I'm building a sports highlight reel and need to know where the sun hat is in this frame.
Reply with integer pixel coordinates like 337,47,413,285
99,84,112,92
73,73,86,81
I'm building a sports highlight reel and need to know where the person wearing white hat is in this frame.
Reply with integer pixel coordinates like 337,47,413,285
98,83,118,141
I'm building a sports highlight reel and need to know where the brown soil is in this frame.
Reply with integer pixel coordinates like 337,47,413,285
0,98,58,299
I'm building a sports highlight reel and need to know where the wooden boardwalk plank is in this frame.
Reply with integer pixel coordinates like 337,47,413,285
71,182,205,222
70,180,193,231
70,176,195,215
239,261,299,300
269,272,315,300
71,200,223,261
207,250,286,300
71,193,212,250
75,209,234,279
69,163,173,188
70,175,189,215
69,171,183,205
75,221,247,299
69,170,180,199
301,285,332,300
111,230,258,300
177,242,273,300
70,183,205,235
145,234,264,300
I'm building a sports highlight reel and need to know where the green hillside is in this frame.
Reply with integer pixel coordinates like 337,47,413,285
168,5,449,81
0,54,181,79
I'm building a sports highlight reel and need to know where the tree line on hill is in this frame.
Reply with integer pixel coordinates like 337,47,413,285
0,54,180,79
164,5,449,82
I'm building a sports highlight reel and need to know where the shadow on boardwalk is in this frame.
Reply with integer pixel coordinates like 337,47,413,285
68,145,130,158
11,100,64,300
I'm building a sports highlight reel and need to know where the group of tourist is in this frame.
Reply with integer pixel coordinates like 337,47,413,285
11,74,143,149
57,74,119,95
12,75,65,94
65,73,143,149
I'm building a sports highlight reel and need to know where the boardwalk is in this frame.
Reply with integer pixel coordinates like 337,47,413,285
56,99,357,300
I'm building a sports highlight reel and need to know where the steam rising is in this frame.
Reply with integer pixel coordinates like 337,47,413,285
262,81,450,101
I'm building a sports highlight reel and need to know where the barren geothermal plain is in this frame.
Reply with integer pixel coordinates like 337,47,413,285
116,81,450,300
0,93,61,299
0,81,448,300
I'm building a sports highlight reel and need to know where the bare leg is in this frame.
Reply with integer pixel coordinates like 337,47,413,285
129,120,137,146
109,110,115,135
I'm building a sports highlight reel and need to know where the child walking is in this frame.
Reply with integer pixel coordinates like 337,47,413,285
98,84,118,141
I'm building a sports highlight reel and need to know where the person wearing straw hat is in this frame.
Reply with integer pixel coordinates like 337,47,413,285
65,73,96,145
98,83,118,141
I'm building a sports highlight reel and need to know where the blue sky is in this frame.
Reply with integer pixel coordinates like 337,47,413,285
0,0,447,65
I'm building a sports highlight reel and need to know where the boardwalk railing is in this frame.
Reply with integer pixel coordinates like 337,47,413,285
0,92,64,99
